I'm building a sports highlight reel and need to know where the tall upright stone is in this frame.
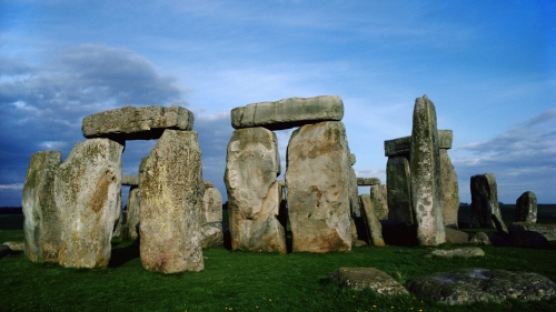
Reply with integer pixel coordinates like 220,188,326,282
359,195,385,247
470,173,507,233
440,149,459,228
410,96,445,246
224,127,286,254
386,156,413,225
139,130,204,273
370,183,388,220
55,139,123,268
22,151,62,263
126,186,141,240
200,181,224,248
348,153,361,217
515,191,537,224
287,121,352,252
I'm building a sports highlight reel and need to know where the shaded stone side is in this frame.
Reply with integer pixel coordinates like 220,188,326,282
287,121,352,252
139,130,204,273
410,96,445,246
386,156,413,225
440,149,459,228
55,139,123,268
359,195,385,247
22,151,62,263
515,191,537,223
348,165,361,217
470,173,507,233
370,183,388,220
224,127,286,254
127,186,141,241
200,181,224,248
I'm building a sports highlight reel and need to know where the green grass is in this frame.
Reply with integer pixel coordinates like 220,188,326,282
2,229,556,311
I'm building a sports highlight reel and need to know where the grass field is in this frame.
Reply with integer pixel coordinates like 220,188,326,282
2,216,556,312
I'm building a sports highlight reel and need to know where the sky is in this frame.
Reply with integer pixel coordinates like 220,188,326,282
0,0,555,206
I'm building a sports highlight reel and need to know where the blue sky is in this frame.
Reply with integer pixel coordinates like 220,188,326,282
1,0,555,206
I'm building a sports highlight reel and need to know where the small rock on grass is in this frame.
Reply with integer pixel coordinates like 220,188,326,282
332,267,409,296
2,241,24,252
427,247,485,258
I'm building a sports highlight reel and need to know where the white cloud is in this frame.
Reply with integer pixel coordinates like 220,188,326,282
0,183,23,191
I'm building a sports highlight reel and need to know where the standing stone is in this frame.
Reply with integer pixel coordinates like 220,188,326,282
410,96,445,246
370,183,388,220
22,151,62,263
140,130,204,273
127,186,141,241
55,139,123,268
470,173,507,233
386,156,413,225
200,181,224,248
359,195,385,247
440,149,459,228
287,121,352,252
224,127,286,254
348,154,361,217
515,191,537,223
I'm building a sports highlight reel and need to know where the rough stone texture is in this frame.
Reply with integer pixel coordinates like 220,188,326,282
82,106,194,141
332,267,409,295
384,130,452,157
348,167,361,217
126,186,141,241
287,121,352,252
410,96,445,246
440,149,459,228
225,127,286,254
470,173,507,233
3,241,24,252
406,268,556,305
54,139,123,268
139,130,204,273
469,232,491,245
386,156,414,225
122,175,139,186
357,177,381,186
515,191,537,223
445,228,470,244
509,222,556,242
231,96,344,130
359,195,385,247
370,184,388,220
200,181,224,248
428,247,485,258
22,151,62,263
438,130,453,150
350,218,359,243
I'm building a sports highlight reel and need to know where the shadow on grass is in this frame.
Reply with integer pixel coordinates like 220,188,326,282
109,241,139,267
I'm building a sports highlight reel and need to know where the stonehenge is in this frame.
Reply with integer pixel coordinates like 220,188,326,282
515,191,537,223
470,173,507,233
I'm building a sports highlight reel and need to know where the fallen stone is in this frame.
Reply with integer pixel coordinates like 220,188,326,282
445,228,470,244
225,127,286,254
384,130,453,157
126,186,140,241
82,105,194,141
332,267,409,295
2,241,24,252
469,232,491,245
231,96,344,130
287,121,352,252
510,222,556,244
440,149,459,228
55,139,123,268
386,156,414,225
410,96,445,246
370,184,388,220
22,151,62,263
353,240,368,247
357,177,381,186
200,181,223,248
406,268,556,305
515,191,537,223
470,173,507,233
427,247,485,258
359,195,385,247
121,175,139,186
139,130,204,273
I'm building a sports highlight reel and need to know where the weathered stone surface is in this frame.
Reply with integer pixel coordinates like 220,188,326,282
357,177,381,186
200,181,223,248
3,241,24,252
139,130,204,273
225,127,286,254
287,121,352,252
22,151,61,263
370,184,388,220
353,240,367,247
384,130,452,157
470,173,507,233
348,167,361,217
126,186,140,241
440,149,459,228
359,195,385,247
55,139,123,268
82,106,194,140
515,191,537,223
231,96,344,130
445,228,470,244
438,130,453,150
332,267,409,295
386,156,413,225
410,96,445,246
122,175,139,186
428,247,485,258
469,232,491,245
406,268,556,305
350,218,359,243
509,222,556,242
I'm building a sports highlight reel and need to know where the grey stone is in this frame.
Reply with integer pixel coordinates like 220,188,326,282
349,153,356,166
428,247,485,258
55,139,123,268
22,151,62,263
438,130,453,150
515,191,537,223
469,232,491,245
353,240,368,247
200,181,223,248
126,186,140,241
139,130,204,273
3,241,24,252
231,96,344,130
410,96,445,246
357,177,381,186
82,105,194,141
386,156,414,225
384,130,453,157
287,121,352,252
470,173,507,233
440,149,459,228
406,268,556,305
359,195,385,247
509,222,556,242
224,127,286,254
445,228,470,244
332,267,409,295
370,184,388,220
122,175,139,186
348,166,361,217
